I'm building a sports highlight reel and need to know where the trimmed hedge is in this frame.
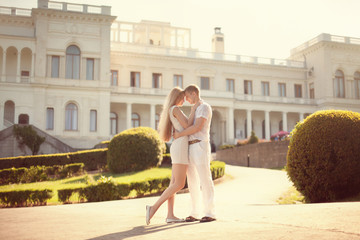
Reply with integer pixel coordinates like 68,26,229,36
107,127,166,173
287,110,360,203
0,161,226,206
0,189,53,207
0,148,107,171
0,163,84,185
56,161,225,204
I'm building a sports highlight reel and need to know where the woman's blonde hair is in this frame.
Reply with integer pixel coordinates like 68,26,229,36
158,87,185,141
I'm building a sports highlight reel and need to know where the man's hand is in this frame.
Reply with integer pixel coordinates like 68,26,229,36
173,130,180,139
192,101,201,112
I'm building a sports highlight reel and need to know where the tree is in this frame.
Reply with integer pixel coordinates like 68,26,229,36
13,125,45,155
248,131,259,144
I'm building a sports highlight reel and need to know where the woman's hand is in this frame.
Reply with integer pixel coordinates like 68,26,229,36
173,131,180,139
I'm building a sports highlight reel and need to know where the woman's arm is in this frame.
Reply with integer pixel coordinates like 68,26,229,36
174,117,206,139
186,101,200,128
172,107,190,129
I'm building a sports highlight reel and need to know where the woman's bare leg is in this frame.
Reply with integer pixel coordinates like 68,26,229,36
149,164,187,220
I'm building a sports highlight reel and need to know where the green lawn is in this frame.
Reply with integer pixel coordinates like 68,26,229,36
0,167,172,204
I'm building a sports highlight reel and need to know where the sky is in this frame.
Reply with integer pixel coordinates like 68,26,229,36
1,0,360,59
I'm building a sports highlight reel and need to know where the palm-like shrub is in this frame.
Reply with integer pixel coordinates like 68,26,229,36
107,127,165,173
287,110,360,203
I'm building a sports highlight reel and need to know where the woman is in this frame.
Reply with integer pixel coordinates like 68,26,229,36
146,87,198,225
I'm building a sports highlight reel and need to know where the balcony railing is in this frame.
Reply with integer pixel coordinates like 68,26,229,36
111,42,305,68
38,0,111,15
110,87,317,105
291,33,360,55
0,6,32,16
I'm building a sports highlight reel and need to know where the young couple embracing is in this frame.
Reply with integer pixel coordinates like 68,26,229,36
146,84,216,225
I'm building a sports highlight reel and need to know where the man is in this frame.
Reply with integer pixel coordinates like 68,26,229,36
174,84,216,223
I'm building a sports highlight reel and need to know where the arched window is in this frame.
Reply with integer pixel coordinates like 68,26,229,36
355,71,360,99
4,100,15,126
110,112,118,135
334,70,345,98
65,103,78,130
132,113,140,128
279,120,283,131
262,120,265,139
66,45,80,79
18,114,29,124
155,113,160,130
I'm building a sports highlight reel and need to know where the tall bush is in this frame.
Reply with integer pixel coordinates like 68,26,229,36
13,125,45,155
107,127,166,173
287,110,360,203
248,131,259,144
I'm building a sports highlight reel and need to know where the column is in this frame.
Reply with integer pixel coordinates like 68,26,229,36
282,112,288,132
0,102,4,130
265,111,270,140
1,50,6,82
246,109,252,138
227,107,234,143
150,104,155,129
30,53,35,82
126,103,132,129
299,112,304,122
16,51,21,82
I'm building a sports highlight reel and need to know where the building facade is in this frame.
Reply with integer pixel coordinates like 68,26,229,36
1,0,359,153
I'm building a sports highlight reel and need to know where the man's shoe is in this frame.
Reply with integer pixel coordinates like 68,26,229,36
200,216,216,223
185,216,199,222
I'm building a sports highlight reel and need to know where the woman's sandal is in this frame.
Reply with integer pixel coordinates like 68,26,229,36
146,205,151,225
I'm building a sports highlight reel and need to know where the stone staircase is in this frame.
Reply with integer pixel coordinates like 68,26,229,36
0,124,75,158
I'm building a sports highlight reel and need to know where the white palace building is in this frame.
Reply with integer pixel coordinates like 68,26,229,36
0,0,359,153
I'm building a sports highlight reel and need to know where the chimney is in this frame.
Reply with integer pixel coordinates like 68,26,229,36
212,27,224,54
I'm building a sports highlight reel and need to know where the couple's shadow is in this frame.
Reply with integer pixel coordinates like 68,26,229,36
87,222,199,240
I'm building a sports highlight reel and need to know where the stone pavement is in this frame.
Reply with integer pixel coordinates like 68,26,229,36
0,165,359,240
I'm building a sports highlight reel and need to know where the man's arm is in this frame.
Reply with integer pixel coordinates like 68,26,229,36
174,117,206,139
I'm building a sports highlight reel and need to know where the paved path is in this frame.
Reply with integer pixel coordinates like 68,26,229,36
0,165,359,240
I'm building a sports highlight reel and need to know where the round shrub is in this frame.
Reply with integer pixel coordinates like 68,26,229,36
248,131,259,144
107,127,166,173
287,110,360,203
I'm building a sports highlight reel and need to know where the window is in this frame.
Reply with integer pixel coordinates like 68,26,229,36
111,70,118,86
295,84,302,98
354,72,360,99
21,71,29,77
130,72,140,87
244,80,252,95
261,82,269,96
4,100,15,124
110,112,118,135
226,79,234,92
46,107,54,130
278,83,286,97
86,58,94,80
65,103,78,131
334,70,345,98
173,75,183,88
309,83,315,99
132,113,140,128
155,113,160,130
90,110,97,132
152,73,162,88
51,56,60,78
66,45,80,79
279,120,283,131
18,114,29,124
201,77,210,90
